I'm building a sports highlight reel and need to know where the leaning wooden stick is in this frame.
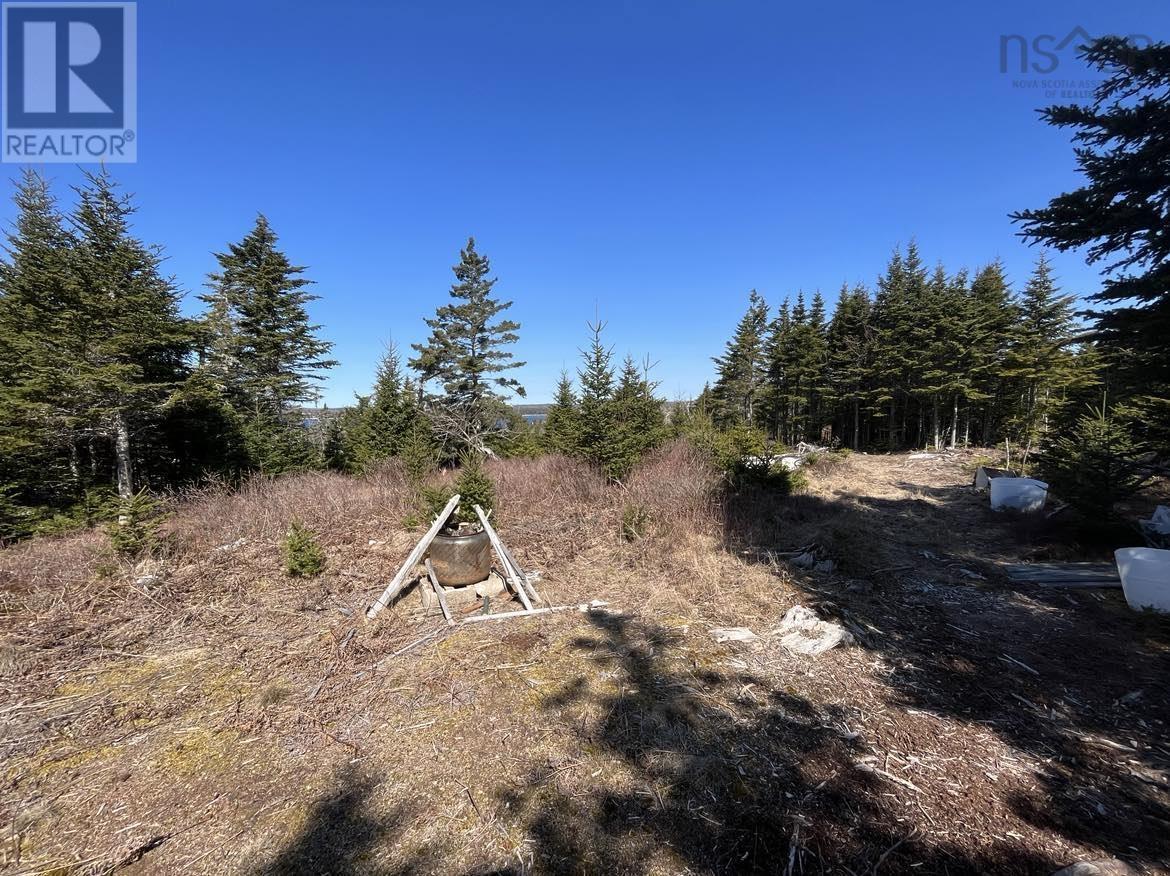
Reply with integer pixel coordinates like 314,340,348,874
499,540,541,604
366,494,461,619
473,504,532,611
424,559,455,627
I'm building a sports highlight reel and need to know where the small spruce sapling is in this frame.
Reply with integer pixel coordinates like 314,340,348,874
284,521,326,577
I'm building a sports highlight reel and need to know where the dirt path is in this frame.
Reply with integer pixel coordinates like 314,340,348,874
2,450,1167,874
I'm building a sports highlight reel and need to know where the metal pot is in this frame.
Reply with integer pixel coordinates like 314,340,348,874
427,528,492,586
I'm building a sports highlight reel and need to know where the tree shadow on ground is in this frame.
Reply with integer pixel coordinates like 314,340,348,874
497,610,1062,874
716,480,1170,872
255,763,429,876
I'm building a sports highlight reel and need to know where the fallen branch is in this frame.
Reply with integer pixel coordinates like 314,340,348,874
463,601,610,624
999,653,1040,676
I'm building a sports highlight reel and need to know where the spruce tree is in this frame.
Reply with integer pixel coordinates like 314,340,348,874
967,261,1018,444
609,355,666,478
409,238,525,452
575,320,620,476
364,343,419,461
0,170,78,519
1012,37,1170,449
202,215,336,472
711,290,769,427
69,169,192,500
204,215,336,414
543,370,580,456
1001,254,1088,463
823,283,871,449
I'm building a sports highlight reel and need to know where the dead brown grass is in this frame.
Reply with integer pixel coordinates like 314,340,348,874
1,443,1167,875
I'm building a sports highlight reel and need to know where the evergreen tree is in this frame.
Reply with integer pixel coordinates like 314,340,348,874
1001,254,1088,463
967,261,1018,444
0,170,78,520
823,283,871,449
711,290,769,427
364,343,419,461
202,215,336,472
409,238,525,452
203,215,336,414
575,320,619,476
543,370,580,456
69,169,192,500
1012,37,1170,450
609,355,666,479
869,243,928,448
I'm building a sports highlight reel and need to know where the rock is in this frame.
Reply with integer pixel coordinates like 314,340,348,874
1051,860,1139,876
773,605,854,656
711,627,759,643
134,574,160,588
420,571,508,613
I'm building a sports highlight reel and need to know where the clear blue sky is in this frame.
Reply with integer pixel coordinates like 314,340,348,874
3,1,1166,404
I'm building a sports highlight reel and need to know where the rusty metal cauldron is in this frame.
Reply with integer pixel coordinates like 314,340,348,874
427,528,492,586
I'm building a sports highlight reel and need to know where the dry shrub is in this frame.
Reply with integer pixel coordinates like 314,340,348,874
0,528,110,612
167,464,415,555
625,440,721,539
487,453,610,515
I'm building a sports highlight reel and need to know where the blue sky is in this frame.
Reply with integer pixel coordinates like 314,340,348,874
3,1,1166,404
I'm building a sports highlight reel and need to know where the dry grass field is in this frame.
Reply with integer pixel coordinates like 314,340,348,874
2,443,1168,875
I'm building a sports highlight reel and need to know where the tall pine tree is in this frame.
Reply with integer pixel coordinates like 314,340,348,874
201,215,336,472
69,170,192,500
409,238,524,452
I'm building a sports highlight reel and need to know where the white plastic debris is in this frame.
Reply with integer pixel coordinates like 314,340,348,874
773,605,854,656
1142,505,1170,535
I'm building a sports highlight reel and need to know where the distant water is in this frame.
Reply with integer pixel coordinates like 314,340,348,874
523,414,547,424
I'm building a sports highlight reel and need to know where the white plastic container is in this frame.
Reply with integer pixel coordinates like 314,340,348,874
989,477,1049,513
1115,548,1170,613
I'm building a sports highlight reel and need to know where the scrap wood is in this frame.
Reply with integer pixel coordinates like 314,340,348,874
424,559,455,627
366,493,461,619
463,600,611,624
473,504,533,611
498,539,541,603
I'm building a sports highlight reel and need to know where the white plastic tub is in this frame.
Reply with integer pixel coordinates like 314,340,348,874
989,477,1048,513
1115,548,1170,613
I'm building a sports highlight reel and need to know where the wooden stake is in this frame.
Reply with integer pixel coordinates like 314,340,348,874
499,540,541,604
473,504,533,611
366,493,461,619
424,559,455,627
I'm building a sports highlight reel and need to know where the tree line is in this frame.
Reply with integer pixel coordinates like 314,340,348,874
705,246,1095,458
1,37,1166,538
0,169,341,539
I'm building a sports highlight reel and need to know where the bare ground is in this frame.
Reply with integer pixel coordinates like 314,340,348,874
1,445,1168,875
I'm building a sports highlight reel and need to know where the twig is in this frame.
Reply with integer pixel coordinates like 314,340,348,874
999,653,1040,676
871,830,917,874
